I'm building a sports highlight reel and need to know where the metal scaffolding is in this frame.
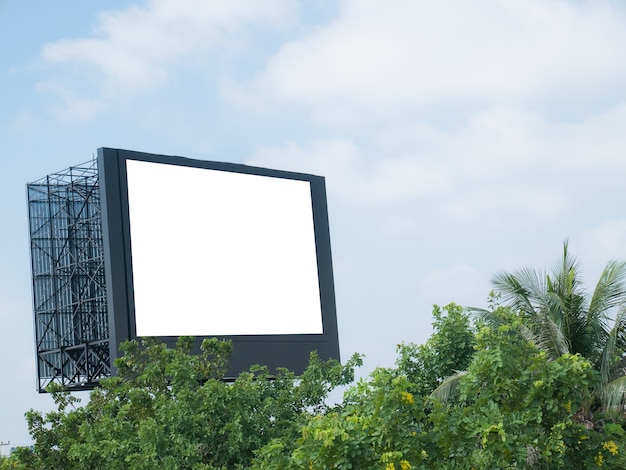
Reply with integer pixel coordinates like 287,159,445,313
27,159,110,392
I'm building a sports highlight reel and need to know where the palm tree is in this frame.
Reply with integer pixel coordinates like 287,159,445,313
492,241,626,412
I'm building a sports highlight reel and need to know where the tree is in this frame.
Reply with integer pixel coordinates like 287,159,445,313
395,303,476,397
10,337,361,469
253,367,429,469
492,241,626,412
254,308,626,469
9,286,626,468
430,310,626,469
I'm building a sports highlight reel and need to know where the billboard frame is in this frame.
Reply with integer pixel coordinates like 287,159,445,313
98,147,340,378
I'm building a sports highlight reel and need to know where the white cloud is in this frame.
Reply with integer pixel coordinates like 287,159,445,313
35,81,105,121
243,0,626,229
380,103,626,180
436,183,569,226
253,0,626,123
35,0,626,228
39,0,292,115
248,138,450,209
249,102,626,230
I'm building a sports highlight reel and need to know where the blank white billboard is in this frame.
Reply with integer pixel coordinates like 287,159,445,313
125,159,324,337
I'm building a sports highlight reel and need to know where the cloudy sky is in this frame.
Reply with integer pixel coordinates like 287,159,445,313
3,0,626,446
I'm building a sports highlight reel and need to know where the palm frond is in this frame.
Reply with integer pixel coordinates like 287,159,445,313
492,267,546,317
598,307,626,385
429,370,468,403
600,374,626,414
518,322,540,346
589,260,626,320
552,240,583,297
543,287,593,358
467,307,508,329
533,311,570,359
609,354,626,383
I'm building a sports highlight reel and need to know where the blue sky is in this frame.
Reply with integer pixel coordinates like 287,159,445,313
3,0,626,447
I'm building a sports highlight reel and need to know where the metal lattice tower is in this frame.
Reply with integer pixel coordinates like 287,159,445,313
27,159,110,392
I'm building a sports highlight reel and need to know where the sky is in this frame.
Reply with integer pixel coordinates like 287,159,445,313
2,0,626,448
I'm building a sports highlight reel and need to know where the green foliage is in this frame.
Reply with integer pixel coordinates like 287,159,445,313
11,296,626,469
492,241,626,412
395,303,476,397
14,337,362,469
254,367,428,469
255,307,626,469
0,447,39,470
428,311,595,467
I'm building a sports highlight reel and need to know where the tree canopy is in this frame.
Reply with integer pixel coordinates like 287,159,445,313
4,246,626,469
3,337,361,469
492,241,626,412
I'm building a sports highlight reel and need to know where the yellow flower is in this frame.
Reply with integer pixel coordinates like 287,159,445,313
564,400,572,413
595,452,604,466
603,441,619,456
385,463,395,470
400,460,412,470
400,391,415,405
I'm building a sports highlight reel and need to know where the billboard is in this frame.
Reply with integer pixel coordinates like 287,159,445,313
98,148,340,377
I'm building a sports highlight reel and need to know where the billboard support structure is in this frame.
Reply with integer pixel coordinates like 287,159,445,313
27,159,110,392
26,148,340,391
